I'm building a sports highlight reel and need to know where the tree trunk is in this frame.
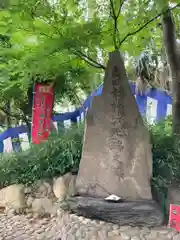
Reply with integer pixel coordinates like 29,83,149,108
5,101,11,128
162,9,180,135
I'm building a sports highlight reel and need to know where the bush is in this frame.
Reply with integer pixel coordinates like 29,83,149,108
1,115,180,202
149,116,180,194
0,123,84,187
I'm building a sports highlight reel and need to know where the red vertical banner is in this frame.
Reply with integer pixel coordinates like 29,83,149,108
31,83,54,144
168,204,180,232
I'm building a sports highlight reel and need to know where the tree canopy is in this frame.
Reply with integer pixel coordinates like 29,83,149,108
0,0,180,127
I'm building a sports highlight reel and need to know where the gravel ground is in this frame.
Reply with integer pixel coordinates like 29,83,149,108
0,213,62,240
0,212,179,240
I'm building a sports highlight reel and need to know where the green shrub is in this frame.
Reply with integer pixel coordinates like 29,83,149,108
150,116,180,193
0,123,84,187
1,115,180,201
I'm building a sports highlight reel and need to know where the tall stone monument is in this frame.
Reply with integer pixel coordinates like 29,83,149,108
76,50,153,200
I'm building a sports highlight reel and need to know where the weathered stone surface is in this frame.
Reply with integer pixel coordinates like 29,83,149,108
53,173,70,201
31,180,54,199
31,197,53,215
0,184,26,211
69,174,77,197
26,196,34,208
76,50,152,200
37,181,53,197
53,172,77,201
63,197,163,227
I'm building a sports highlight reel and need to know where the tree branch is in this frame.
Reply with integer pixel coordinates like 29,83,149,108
74,50,106,70
109,0,118,49
117,0,127,18
18,25,105,70
110,0,126,21
109,0,116,20
0,106,22,120
109,0,127,49
46,25,106,70
119,3,180,46
18,16,106,70
68,86,87,111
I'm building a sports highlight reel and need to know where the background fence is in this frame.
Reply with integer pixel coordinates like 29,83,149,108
0,83,172,153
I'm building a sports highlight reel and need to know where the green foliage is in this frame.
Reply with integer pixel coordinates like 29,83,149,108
150,116,180,193
0,0,103,124
1,0,179,94
0,0,179,126
0,123,84,187
149,116,177,214
0,0,102,91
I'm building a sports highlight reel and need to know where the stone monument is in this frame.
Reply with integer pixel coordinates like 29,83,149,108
76,50,152,200
64,50,163,227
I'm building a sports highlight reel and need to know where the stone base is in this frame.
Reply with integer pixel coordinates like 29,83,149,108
63,196,164,227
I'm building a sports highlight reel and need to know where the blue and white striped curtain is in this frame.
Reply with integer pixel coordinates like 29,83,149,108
0,83,172,153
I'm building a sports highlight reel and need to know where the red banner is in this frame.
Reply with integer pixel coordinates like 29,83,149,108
168,204,180,232
31,83,54,144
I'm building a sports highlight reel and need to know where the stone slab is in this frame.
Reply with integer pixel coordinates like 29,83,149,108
63,196,164,227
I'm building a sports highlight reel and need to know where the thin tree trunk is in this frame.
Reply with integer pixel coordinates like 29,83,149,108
162,9,180,135
5,101,11,128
